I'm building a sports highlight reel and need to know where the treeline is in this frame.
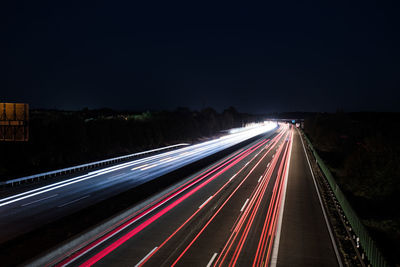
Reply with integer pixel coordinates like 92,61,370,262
0,107,262,181
304,112,400,263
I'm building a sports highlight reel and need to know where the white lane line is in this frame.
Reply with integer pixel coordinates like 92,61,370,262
206,252,218,267
131,164,148,171
272,154,275,158
58,195,90,208
21,194,58,207
267,162,270,168
298,129,343,267
135,247,158,267
240,198,249,212
270,130,292,267
199,196,213,209
229,174,237,181
258,176,263,183
245,162,249,167
141,164,158,171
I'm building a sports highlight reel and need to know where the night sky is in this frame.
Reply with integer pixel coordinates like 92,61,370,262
2,1,400,113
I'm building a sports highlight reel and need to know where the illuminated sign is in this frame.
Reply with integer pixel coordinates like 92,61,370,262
0,103,29,141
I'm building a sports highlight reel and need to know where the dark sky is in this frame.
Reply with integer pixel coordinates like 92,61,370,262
2,1,400,113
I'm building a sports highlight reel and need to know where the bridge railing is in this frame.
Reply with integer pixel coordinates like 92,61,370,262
302,132,388,267
0,143,189,187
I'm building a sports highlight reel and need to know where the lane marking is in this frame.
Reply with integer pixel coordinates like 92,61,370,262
206,253,218,267
258,176,263,183
267,162,270,168
229,174,237,181
21,194,58,207
135,247,158,267
240,198,249,212
298,129,343,267
58,195,90,208
199,196,213,209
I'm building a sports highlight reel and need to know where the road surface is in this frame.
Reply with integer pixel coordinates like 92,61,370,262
2,123,341,267
0,123,277,244
274,129,340,266
52,124,303,266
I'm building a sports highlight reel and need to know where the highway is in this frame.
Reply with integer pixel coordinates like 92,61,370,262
0,122,277,244
1,122,341,267
48,124,301,266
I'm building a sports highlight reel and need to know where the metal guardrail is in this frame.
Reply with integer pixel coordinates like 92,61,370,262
302,132,388,267
0,143,189,187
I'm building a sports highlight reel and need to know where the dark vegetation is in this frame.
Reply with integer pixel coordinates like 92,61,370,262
304,112,400,264
0,107,261,181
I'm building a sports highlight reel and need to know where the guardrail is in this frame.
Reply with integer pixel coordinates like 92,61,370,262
0,143,189,187
302,132,388,267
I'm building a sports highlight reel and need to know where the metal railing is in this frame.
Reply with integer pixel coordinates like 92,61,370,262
0,143,189,187
302,132,388,267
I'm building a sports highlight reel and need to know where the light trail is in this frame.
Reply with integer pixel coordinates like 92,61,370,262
253,130,292,266
136,132,286,267
140,164,158,170
215,131,289,267
48,124,285,267
169,132,287,267
50,125,314,267
54,144,258,266
56,137,271,267
79,139,268,267
1,122,277,208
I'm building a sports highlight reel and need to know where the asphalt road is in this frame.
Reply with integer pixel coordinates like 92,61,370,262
2,123,341,267
53,124,294,266
274,129,340,267
0,123,277,244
